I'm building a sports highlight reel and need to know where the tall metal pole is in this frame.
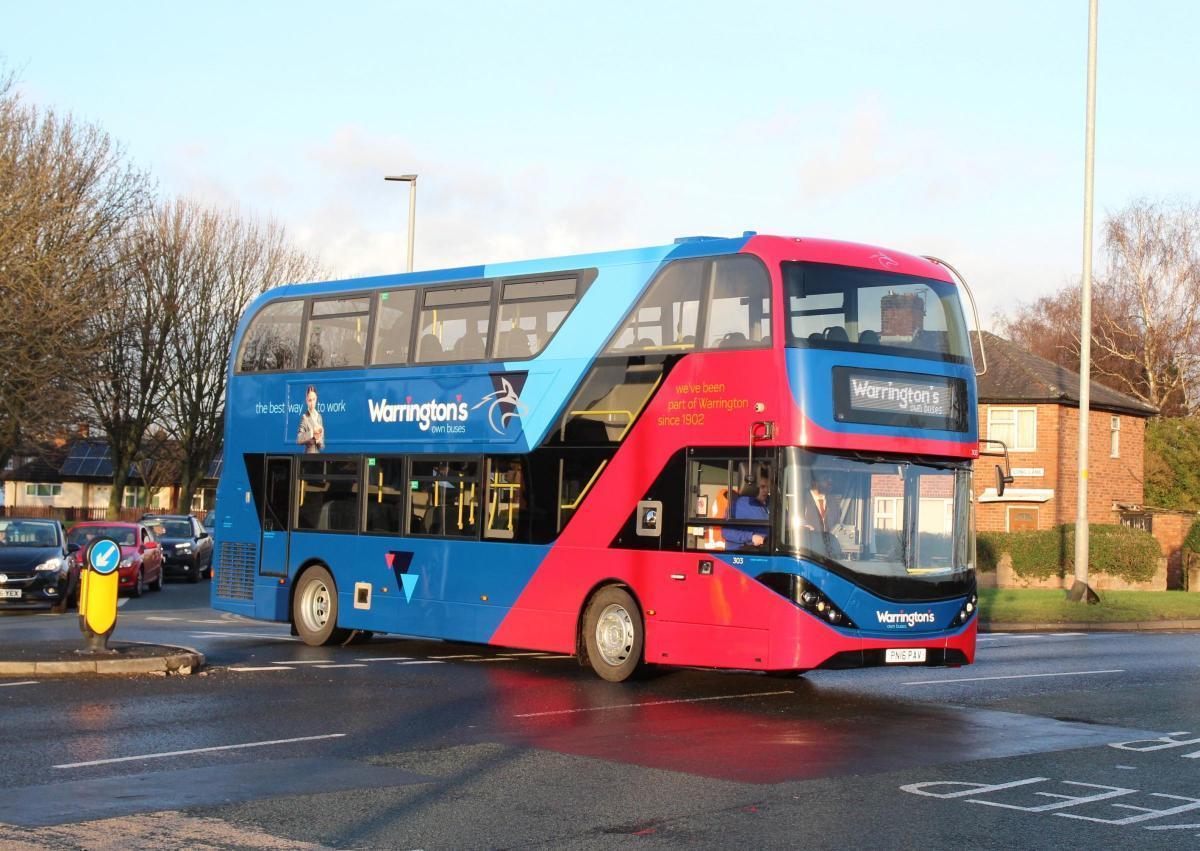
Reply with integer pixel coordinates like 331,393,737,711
406,178,417,274
384,174,418,272
1072,0,1099,603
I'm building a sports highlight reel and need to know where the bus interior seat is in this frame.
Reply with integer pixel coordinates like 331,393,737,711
824,326,849,343
455,333,487,360
367,501,399,532
717,331,748,348
859,329,880,346
318,499,356,531
417,333,443,361
496,329,532,358
809,332,824,342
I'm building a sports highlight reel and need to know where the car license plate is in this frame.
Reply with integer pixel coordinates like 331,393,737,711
0,589,21,599
885,648,926,664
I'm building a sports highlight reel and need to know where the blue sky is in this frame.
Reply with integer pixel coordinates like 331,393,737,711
6,1,1198,323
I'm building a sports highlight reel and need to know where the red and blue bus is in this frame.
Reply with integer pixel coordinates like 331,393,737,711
211,233,980,681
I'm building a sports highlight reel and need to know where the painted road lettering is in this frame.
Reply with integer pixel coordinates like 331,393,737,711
901,776,1200,836
1110,731,1200,758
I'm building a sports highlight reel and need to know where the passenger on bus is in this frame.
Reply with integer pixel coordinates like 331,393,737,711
723,474,770,550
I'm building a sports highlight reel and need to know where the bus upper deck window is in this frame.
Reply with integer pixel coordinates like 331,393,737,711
493,278,577,360
238,300,305,372
605,261,704,354
705,256,772,349
305,296,371,370
371,289,417,365
416,285,493,363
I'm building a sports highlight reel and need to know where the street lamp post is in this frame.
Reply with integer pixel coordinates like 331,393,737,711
1071,0,1099,604
384,174,418,273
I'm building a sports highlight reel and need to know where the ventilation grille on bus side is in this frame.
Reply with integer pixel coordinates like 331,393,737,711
216,541,257,601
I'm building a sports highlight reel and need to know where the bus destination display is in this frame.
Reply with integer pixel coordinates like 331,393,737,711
832,367,967,432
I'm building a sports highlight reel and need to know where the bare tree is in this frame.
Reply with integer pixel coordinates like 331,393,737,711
0,70,149,467
84,210,185,519
157,200,322,510
1001,198,1200,416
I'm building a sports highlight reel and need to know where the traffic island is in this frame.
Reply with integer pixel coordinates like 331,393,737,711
0,639,204,677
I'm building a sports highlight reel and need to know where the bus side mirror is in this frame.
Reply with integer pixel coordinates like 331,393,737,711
996,465,1014,498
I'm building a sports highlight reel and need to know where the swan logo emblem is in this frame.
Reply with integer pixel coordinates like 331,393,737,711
473,375,527,435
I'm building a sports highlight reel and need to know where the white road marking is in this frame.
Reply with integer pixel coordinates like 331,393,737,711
188,618,227,624
356,657,413,662
396,660,444,666
539,655,575,659
145,616,180,622
0,680,38,688
116,598,129,608
53,733,346,769
902,669,1125,686
229,666,293,672
191,631,299,642
271,660,329,665
1053,632,1088,637
516,690,794,718
466,657,514,663
506,652,551,657
429,654,478,659
315,664,367,669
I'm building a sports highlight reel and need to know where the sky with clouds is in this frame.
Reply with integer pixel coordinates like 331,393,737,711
5,1,1198,325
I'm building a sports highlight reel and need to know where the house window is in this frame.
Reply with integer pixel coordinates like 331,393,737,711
24,483,62,498
1111,416,1120,458
123,486,148,508
987,407,1037,452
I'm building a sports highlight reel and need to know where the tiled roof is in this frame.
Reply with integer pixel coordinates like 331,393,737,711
973,331,1158,417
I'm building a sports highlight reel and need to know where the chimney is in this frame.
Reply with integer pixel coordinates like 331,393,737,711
880,291,926,338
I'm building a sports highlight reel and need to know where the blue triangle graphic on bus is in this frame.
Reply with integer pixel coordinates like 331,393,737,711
400,573,419,603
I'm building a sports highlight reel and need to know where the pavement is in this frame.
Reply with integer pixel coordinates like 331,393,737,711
0,638,203,676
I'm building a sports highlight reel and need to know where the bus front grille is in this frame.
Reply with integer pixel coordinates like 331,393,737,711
216,541,257,601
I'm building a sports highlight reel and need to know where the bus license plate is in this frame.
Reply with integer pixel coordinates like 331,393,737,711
885,648,926,664
0,589,21,599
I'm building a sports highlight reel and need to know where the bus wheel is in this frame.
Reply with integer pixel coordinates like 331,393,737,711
294,566,350,646
583,586,644,682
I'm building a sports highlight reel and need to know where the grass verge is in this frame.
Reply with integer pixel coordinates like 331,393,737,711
980,587,1200,624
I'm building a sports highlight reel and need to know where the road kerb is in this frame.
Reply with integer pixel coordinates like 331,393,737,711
1,644,204,677
983,619,1200,633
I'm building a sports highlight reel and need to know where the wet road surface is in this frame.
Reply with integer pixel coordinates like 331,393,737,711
2,581,1198,848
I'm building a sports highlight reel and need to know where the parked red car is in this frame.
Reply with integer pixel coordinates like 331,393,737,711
67,522,164,597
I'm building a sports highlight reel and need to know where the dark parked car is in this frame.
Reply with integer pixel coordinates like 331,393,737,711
67,522,163,597
142,514,213,582
0,517,76,611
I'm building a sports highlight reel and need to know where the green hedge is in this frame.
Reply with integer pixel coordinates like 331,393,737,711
976,524,1160,584
1183,519,1200,554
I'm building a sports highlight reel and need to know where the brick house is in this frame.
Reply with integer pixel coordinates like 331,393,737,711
1,439,219,518
972,332,1157,533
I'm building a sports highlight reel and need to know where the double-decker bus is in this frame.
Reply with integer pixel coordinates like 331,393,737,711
211,232,981,681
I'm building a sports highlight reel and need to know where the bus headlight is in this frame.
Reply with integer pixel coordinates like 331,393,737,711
951,592,979,627
794,577,855,629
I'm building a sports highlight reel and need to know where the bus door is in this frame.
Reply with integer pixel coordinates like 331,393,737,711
260,456,292,576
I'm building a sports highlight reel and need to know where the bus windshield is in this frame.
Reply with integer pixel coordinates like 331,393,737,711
780,448,974,601
783,261,971,363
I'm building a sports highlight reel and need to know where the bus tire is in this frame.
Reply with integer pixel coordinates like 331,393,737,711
582,586,644,682
293,565,350,647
